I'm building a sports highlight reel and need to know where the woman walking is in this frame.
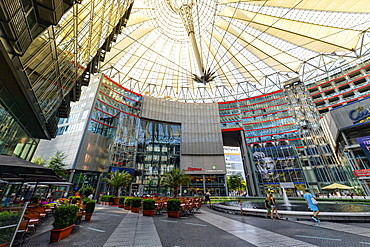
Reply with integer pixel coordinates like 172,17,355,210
304,189,320,222
269,193,281,219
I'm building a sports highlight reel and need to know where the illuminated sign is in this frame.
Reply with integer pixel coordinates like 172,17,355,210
356,136,370,162
349,106,370,124
184,167,202,171
354,169,370,177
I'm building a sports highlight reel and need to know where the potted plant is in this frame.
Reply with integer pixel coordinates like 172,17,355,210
118,196,126,208
167,199,181,218
103,170,132,204
84,200,96,221
124,197,132,210
162,168,191,198
130,198,142,213
106,195,114,205
142,199,155,216
78,185,95,199
0,211,20,247
100,195,107,205
50,205,79,242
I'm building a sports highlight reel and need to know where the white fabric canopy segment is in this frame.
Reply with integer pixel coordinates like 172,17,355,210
97,0,370,102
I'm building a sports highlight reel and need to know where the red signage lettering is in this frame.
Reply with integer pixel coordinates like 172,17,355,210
354,169,370,177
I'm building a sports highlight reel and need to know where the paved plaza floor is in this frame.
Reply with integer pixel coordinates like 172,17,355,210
21,204,370,247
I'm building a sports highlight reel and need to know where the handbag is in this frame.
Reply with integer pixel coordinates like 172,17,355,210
311,198,318,205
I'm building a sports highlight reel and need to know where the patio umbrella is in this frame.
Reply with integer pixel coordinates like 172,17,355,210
0,155,65,182
321,183,353,190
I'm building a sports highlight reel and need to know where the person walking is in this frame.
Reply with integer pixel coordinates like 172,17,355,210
264,196,271,218
304,189,320,223
269,193,281,219
238,199,243,215
204,191,211,207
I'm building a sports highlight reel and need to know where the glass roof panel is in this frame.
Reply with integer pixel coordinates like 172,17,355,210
97,0,370,102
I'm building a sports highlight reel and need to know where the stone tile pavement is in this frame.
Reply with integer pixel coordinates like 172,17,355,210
19,204,370,247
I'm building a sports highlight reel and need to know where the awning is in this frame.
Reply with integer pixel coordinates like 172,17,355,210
0,155,65,182
321,183,353,190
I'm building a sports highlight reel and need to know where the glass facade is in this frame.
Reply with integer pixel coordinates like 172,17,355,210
0,104,39,160
219,87,354,196
135,119,181,195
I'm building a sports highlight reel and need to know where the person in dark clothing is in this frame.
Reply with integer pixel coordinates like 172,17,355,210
264,196,271,218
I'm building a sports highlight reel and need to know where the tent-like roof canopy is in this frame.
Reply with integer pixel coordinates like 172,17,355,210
92,0,370,102
0,155,65,182
322,183,353,190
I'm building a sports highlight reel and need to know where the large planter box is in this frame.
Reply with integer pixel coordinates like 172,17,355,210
142,210,154,216
167,211,180,218
50,225,74,242
118,204,125,208
113,197,119,205
130,207,140,213
85,213,93,221
124,205,131,210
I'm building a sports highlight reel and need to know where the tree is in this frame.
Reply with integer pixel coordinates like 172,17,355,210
103,170,132,196
47,150,67,177
162,168,191,198
78,185,95,198
227,174,244,192
32,156,47,166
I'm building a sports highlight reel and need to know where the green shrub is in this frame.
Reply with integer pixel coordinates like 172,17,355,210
142,199,155,210
131,198,142,208
118,196,126,204
124,197,133,206
0,211,20,244
83,197,90,205
53,205,79,229
78,186,95,198
101,195,113,202
167,199,181,211
85,200,96,214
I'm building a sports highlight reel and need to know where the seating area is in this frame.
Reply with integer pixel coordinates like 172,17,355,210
7,203,55,246
142,196,203,216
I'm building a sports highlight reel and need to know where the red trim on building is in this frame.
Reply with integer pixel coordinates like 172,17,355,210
244,122,295,131
238,90,284,102
94,107,117,118
307,64,370,90
317,92,370,110
96,99,140,118
242,109,289,119
243,116,293,125
241,102,289,113
310,74,370,97
219,107,239,111
245,130,299,138
220,120,241,123
218,100,238,105
90,118,116,128
100,90,139,110
219,113,240,117
101,83,140,103
239,96,286,107
221,128,243,132
313,84,370,103
103,75,142,97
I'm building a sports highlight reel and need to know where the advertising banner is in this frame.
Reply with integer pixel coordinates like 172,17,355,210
356,136,370,161
354,169,370,177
